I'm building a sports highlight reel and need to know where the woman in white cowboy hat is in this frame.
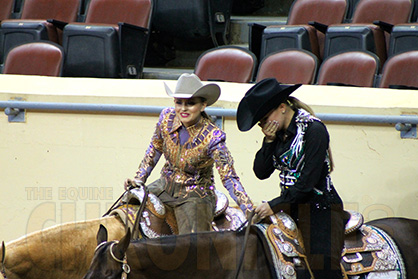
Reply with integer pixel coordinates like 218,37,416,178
126,73,253,234
237,78,346,279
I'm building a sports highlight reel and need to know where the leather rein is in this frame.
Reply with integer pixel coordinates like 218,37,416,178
234,210,255,279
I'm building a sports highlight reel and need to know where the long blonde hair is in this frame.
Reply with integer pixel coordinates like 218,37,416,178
286,96,335,172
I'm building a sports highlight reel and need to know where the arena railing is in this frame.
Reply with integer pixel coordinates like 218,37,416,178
1,100,417,138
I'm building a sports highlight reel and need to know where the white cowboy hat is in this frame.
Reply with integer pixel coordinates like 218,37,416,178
164,73,220,106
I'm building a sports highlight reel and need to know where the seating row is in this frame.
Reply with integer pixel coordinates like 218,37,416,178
250,0,418,65
256,22,418,69
192,46,418,89
0,0,153,78
0,0,236,70
2,42,417,90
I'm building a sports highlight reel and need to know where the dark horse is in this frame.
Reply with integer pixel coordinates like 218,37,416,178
83,224,283,279
83,217,418,279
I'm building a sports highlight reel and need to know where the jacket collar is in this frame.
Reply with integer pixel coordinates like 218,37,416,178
169,111,205,135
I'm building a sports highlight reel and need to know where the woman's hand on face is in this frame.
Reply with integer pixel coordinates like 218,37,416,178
255,202,274,220
260,120,279,142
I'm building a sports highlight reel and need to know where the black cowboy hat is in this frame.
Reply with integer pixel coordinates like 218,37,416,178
237,78,302,131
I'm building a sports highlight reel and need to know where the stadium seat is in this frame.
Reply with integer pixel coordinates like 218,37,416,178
323,24,387,66
250,0,348,61
387,23,418,57
62,0,153,78
2,42,64,76
256,49,318,84
0,0,80,63
351,0,412,25
316,51,380,87
194,46,257,83
323,0,413,64
0,0,14,21
378,50,418,88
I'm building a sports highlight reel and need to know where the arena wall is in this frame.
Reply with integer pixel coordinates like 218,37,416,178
1,74,418,242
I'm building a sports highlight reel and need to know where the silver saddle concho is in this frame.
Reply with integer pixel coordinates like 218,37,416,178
109,187,246,238
342,210,406,279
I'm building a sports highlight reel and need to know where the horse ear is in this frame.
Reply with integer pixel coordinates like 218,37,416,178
114,228,131,259
1,241,5,264
97,224,108,245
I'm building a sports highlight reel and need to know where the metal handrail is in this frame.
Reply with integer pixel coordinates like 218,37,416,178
1,101,418,127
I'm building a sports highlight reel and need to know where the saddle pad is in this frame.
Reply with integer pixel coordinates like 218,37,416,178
109,203,178,238
342,224,406,278
109,204,139,232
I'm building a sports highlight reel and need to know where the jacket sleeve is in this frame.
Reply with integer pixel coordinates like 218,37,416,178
134,110,165,184
253,138,277,180
209,130,254,214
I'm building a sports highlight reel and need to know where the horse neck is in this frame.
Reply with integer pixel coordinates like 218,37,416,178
125,231,244,274
3,216,125,279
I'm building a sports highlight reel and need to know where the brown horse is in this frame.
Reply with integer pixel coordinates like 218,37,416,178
0,189,246,279
0,216,125,279
84,217,418,279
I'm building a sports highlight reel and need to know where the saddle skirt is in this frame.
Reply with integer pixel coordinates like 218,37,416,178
342,214,406,279
108,188,246,238
255,213,311,279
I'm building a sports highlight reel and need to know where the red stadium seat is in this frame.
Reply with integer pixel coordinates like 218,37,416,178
0,0,14,21
2,42,64,76
256,49,318,84
194,46,257,83
378,51,418,88
62,0,153,78
0,0,80,63
324,0,413,65
251,0,348,61
316,51,380,87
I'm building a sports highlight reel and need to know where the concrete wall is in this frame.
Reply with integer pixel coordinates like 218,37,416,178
1,75,418,242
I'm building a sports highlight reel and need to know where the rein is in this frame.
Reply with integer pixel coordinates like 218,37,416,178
234,210,255,279
131,186,149,240
103,184,150,240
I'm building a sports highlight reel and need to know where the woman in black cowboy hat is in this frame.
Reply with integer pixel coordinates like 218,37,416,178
237,78,346,279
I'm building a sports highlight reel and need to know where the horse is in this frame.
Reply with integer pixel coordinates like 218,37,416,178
0,189,247,279
83,225,286,279
84,217,418,279
366,217,418,279
0,215,125,279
